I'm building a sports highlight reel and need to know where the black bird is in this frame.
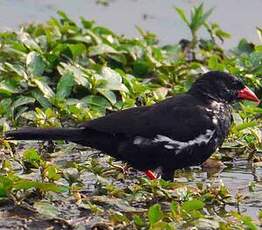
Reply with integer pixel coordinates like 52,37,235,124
5,71,260,181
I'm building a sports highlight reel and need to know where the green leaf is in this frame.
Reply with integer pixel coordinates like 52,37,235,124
59,63,89,88
190,4,213,33
100,67,128,92
0,176,13,197
31,89,52,108
12,96,35,110
26,51,46,76
175,7,190,26
237,39,255,54
32,78,55,99
182,199,204,212
88,44,119,56
19,32,41,50
241,215,257,230
0,98,12,116
133,60,150,76
233,121,257,132
13,179,67,193
0,80,19,95
148,204,163,225
84,95,111,109
80,17,95,29
44,165,61,181
4,63,26,77
35,182,68,193
23,148,43,168
97,88,116,105
13,180,39,190
56,72,74,99
68,43,86,59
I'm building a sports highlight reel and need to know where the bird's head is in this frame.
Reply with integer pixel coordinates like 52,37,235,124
189,71,260,104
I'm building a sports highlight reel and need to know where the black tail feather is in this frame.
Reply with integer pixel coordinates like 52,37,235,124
5,127,84,141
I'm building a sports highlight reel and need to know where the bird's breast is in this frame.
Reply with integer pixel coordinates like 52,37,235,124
208,102,232,146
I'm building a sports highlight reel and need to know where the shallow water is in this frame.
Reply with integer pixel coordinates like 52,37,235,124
1,140,262,228
0,0,261,48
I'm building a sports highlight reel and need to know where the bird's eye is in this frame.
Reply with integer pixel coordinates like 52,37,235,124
231,80,244,89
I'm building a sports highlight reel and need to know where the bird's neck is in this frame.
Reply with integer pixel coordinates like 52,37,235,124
188,88,228,105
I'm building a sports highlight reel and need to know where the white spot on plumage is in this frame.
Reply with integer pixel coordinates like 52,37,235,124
206,108,212,112
212,117,218,125
153,129,215,151
164,145,174,149
133,137,143,145
210,101,224,114
133,136,152,145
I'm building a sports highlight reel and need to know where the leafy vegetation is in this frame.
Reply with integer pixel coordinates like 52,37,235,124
0,4,261,229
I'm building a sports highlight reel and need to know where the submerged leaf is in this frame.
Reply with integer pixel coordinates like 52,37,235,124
34,201,60,219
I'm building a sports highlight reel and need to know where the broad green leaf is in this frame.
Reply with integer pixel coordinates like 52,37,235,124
44,165,61,181
148,204,163,225
0,98,12,116
133,60,150,75
4,63,26,77
83,95,111,108
31,89,52,108
97,88,116,105
35,182,68,193
237,39,255,54
59,63,89,87
68,43,86,59
32,78,55,99
12,96,35,110
80,17,95,29
13,179,67,193
18,32,40,50
56,72,74,99
70,35,92,44
100,67,128,92
182,199,204,212
13,180,39,190
26,51,46,76
23,148,43,168
88,44,119,56
0,80,19,95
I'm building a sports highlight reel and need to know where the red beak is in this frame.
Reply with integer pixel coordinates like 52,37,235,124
237,86,260,103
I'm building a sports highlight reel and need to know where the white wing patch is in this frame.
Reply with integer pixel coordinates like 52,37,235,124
133,129,216,152
153,129,215,151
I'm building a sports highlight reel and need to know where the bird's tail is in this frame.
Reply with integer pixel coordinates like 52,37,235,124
5,127,84,141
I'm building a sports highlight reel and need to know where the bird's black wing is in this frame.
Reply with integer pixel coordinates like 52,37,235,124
81,95,215,141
